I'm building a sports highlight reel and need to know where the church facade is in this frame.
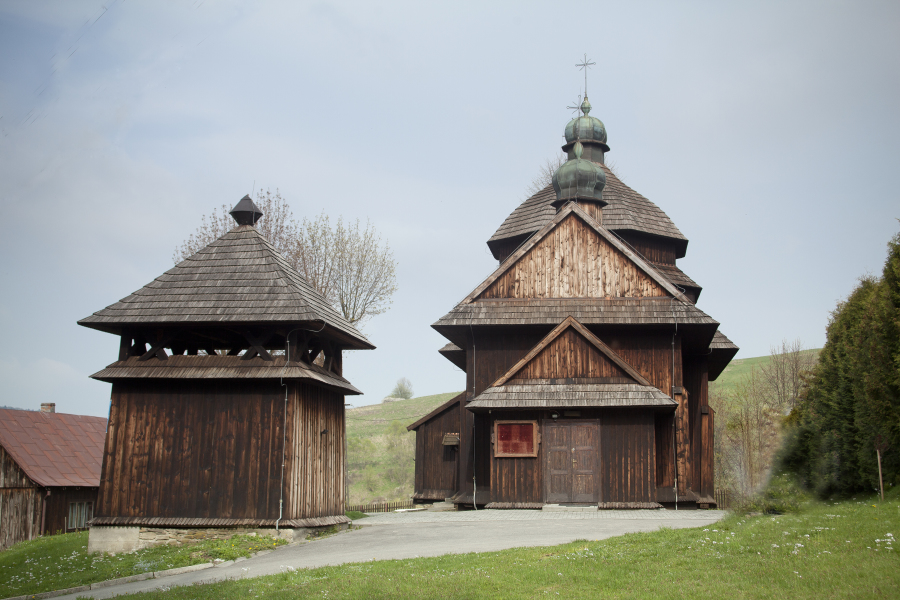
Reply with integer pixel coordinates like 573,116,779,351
412,97,737,509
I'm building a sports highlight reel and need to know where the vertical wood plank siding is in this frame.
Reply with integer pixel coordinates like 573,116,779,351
413,398,460,500
479,215,668,300
285,382,346,519
488,411,543,503
615,232,678,265
510,329,628,381
600,409,655,502
98,380,346,522
0,446,41,550
701,408,715,497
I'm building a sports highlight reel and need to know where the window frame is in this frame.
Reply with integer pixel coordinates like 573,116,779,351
68,501,94,530
493,420,539,458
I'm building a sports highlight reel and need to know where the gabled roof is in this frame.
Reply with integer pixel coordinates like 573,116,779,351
407,392,465,431
0,409,107,488
79,225,373,350
463,203,689,304
490,316,651,387
487,164,688,260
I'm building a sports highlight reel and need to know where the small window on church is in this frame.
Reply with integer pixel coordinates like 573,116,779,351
494,421,538,458
68,501,93,530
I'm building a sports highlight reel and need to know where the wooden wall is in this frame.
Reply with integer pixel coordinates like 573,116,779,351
99,380,347,523
604,333,682,394
615,232,678,265
45,488,98,535
488,411,544,503
0,445,40,551
479,214,668,300
486,410,657,504
412,397,460,501
600,409,656,503
284,382,346,519
510,329,629,382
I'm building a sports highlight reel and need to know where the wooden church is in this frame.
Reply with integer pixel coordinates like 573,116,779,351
411,96,738,509
79,196,373,551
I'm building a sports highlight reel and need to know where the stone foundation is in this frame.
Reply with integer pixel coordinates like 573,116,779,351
88,522,348,554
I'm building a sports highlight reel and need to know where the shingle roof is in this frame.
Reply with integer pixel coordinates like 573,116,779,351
0,409,107,488
89,356,362,394
434,298,717,329
651,263,700,292
79,225,372,349
438,343,466,371
707,330,740,381
487,165,687,258
467,383,676,411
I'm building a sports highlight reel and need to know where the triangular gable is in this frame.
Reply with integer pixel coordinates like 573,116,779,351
464,203,687,303
491,316,652,387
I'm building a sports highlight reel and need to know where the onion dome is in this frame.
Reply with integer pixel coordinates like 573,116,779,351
551,141,606,205
564,97,609,152
229,194,264,226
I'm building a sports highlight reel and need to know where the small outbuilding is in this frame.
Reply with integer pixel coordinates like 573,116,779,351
0,404,106,551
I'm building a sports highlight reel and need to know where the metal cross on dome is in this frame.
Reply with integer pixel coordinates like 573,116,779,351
576,54,596,96
566,93,583,117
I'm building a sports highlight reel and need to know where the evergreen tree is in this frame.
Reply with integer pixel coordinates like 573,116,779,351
780,231,900,497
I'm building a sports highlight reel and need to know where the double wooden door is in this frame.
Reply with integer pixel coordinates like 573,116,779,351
544,420,599,503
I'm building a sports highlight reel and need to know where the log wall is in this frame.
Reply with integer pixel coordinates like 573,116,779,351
412,396,460,501
479,214,668,300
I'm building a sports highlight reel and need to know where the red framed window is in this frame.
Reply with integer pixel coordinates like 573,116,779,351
494,420,539,458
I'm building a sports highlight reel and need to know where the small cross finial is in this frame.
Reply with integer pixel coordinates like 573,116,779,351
566,93,583,117
576,53,596,97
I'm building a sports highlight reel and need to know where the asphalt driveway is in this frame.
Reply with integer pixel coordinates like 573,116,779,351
57,509,726,599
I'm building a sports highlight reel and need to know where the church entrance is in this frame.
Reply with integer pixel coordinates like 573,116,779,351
544,420,599,503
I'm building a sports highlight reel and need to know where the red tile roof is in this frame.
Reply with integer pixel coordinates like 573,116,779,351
0,409,107,488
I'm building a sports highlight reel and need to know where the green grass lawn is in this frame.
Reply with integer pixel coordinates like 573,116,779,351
346,391,461,438
0,532,286,599
86,491,899,600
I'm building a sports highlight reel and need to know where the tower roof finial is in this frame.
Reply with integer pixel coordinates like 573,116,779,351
576,53,596,98
230,194,264,226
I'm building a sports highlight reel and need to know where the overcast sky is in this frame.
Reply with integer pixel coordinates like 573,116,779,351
1,1,898,417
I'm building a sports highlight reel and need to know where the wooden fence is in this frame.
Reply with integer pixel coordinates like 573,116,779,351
346,500,416,513
714,488,729,508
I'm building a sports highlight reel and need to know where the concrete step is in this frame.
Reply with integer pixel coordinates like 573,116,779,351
541,504,597,512
428,500,457,512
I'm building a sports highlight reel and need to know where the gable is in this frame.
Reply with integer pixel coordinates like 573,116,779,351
491,316,652,388
509,328,633,382
478,211,670,300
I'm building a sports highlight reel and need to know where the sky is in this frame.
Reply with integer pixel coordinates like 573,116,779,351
1,0,898,417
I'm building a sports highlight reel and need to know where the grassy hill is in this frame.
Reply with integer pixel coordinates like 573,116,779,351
345,392,462,504
709,348,820,396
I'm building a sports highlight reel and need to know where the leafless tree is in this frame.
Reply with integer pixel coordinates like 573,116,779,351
524,152,566,198
174,189,397,327
758,339,818,414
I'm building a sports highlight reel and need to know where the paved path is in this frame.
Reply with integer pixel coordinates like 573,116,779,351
58,509,726,599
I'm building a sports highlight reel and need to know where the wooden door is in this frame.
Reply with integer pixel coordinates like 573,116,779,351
544,421,599,503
